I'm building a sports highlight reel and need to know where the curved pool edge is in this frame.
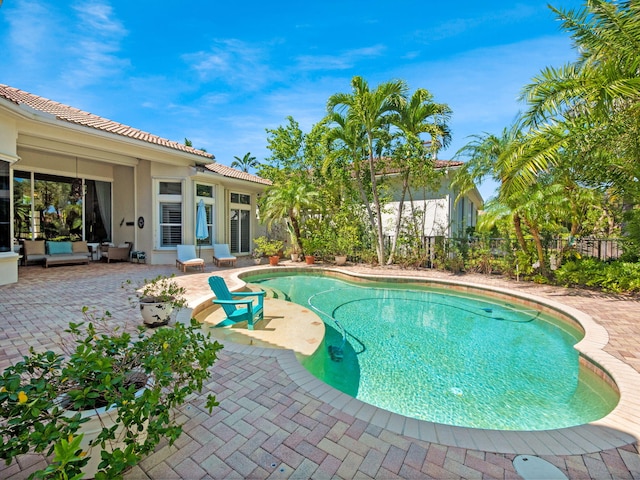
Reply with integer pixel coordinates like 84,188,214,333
209,265,640,455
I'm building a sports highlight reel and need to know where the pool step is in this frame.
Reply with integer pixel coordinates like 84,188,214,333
257,286,291,301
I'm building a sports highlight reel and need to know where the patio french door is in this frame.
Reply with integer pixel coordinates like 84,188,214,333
230,208,250,254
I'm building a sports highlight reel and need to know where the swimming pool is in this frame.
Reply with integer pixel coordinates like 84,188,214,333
245,272,619,431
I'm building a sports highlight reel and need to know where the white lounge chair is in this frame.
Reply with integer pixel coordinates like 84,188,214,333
213,244,237,267
175,244,205,272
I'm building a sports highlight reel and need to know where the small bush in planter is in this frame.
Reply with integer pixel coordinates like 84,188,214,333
124,274,188,326
132,274,187,306
0,308,222,479
251,247,264,263
253,236,284,257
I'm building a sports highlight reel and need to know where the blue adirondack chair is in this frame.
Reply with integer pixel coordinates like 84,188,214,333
208,276,266,330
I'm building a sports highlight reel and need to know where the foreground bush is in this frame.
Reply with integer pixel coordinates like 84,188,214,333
554,257,640,293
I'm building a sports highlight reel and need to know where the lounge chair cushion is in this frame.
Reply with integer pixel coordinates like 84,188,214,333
176,245,205,272
213,244,237,267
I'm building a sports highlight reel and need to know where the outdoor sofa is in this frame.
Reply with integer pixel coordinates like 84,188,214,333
21,240,91,267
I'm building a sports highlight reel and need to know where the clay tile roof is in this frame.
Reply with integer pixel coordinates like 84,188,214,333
0,84,213,160
204,163,272,185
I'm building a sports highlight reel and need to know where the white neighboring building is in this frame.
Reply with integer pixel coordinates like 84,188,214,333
379,160,483,238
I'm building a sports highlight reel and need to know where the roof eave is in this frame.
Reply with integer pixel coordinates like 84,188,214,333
0,94,214,164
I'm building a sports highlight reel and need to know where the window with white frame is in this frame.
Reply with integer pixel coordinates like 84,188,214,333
158,181,182,247
196,183,215,247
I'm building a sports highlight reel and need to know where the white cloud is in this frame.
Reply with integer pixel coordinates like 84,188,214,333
183,39,276,90
6,1,53,60
413,4,539,43
0,0,128,94
296,44,386,71
62,1,129,88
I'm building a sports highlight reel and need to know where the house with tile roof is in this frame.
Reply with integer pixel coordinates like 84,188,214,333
0,84,271,285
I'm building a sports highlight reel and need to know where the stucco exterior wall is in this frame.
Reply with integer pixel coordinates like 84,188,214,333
135,159,153,261
380,169,483,238
0,115,20,285
112,164,136,247
0,113,18,163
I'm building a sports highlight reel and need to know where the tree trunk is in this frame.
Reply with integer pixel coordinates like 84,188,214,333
387,170,410,265
513,213,529,253
353,163,379,257
367,147,385,265
523,217,546,275
289,215,303,255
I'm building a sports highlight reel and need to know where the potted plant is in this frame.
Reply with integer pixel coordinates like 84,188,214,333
125,274,187,327
254,236,284,266
332,222,361,266
0,310,222,479
252,247,264,265
284,245,301,262
301,234,325,265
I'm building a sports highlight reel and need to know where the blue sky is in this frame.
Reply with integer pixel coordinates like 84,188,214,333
0,0,583,200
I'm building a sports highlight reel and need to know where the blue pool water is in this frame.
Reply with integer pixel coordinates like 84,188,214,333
247,273,619,431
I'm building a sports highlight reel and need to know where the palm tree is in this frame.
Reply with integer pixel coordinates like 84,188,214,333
452,124,534,255
386,88,452,264
259,180,320,254
231,152,259,173
518,0,640,197
326,76,407,265
324,110,370,218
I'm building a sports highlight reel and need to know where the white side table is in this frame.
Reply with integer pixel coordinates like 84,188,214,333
87,243,101,261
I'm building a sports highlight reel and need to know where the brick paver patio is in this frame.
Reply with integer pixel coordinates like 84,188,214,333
1,260,639,479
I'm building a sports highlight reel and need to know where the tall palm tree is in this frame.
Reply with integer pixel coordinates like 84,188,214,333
386,88,452,264
231,152,259,173
324,111,370,217
326,76,407,265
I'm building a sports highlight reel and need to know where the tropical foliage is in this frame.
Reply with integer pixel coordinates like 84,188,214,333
255,1,639,292
231,152,259,172
449,0,639,283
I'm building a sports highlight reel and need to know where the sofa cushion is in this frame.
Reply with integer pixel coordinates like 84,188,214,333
72,241,89,253
47,241,73,255
23,240,46,256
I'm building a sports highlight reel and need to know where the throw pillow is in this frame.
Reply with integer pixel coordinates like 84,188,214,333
24,240,46,256
72,241,89,253
47,241,73,255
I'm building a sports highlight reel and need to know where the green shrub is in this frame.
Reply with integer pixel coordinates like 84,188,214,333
554,257,640,293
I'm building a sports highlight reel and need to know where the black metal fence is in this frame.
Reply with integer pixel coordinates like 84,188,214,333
370,235,626,267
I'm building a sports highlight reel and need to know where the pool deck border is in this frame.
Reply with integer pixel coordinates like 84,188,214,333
209,265,640,456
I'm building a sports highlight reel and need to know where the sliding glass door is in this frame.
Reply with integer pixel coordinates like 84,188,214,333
13,170,111,242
